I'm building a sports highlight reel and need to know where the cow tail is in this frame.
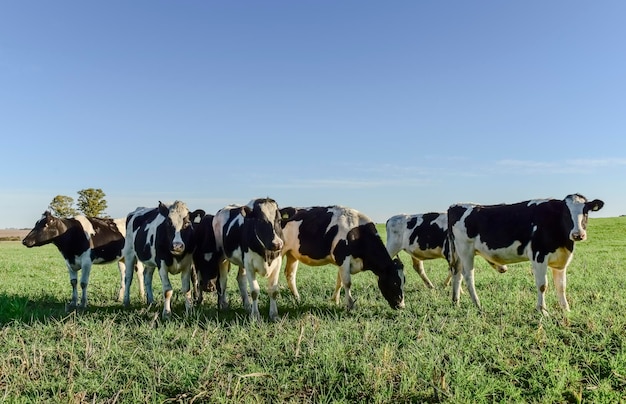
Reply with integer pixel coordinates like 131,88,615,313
446,210,459,276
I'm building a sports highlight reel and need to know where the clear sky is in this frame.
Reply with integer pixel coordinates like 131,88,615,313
2,1,624,229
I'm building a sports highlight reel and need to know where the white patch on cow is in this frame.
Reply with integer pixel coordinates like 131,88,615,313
168,201,189,247
432,213,446,230
565,194,588,240
113,218,126,236
527,199,549,207
74,216,95,238
474,236,528,265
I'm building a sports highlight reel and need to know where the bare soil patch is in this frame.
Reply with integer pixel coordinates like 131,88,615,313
0,229,30,241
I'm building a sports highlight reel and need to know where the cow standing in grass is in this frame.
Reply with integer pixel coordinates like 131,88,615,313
22,211,144,310
447,193,604,315
122,201,203,319
212,198,284,321
191,213,220,304
280,206,405,310
386,212,507,289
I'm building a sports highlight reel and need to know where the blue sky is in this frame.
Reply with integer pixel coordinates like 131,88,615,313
2,1,624,229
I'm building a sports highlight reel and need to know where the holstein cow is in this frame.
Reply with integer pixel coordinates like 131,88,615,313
386,212,507,289
191,213,220,304
447,193,604,315
280,206,405,310
122,201,203,319
212,198,284,321
22,211,144,309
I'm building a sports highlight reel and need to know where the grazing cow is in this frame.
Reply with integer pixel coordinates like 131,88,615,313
281,206,405,310
447,193,604,315
191,213,220,304
22,211,144,309
386,212,507,289
213,198,284,321
122,201,203,319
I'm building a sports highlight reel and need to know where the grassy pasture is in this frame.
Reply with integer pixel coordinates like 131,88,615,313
0,217,625,403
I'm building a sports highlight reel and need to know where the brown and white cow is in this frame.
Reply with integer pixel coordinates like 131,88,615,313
212,198,284,321
281,206,405,310
22,211,144,309
447,193,604,315
122,201,203,319
386,212,507,289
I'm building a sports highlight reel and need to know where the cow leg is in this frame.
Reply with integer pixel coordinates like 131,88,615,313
246,270,262,321
532,262,549,316
135,261,146,303
284,254,301,302
443,266,453,287
158,265,173,319
122,252,136,307
67,264,79,310
551,267,570,312
181,267,193,315
331,272,343,305
117,260,126,302
236,266,251,312
451,258,463,306
217,259,230,310
79,261,92,308
339,263,355,310
462,264,481,311
143,266,155,306
267,258,282,322
412,257,435,289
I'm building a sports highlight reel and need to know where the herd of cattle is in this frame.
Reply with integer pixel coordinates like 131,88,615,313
21,193,604,320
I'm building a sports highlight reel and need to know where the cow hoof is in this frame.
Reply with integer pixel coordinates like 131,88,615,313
537,307,550,317
249,311,261,322
162,311,172,320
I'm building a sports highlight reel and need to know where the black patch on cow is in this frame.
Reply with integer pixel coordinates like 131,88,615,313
285,207,338,260
221,206,247,259
406,216,417,229
192,214,220,293
408,212,446,251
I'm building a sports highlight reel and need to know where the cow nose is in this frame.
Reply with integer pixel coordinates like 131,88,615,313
571,232,586,241
172,242,185,252
272,238,283,251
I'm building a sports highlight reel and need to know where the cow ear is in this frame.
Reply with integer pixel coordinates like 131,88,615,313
588,199,604,212
189,209,205,224
158,201,169,216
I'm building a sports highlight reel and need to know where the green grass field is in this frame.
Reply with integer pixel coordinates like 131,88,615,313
0,218,625,403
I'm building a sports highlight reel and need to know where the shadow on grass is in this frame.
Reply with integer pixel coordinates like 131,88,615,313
0,292,68,325
0,288,402,328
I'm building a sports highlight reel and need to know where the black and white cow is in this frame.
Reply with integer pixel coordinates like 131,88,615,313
447,193,604,315
22,211,144,309
281,206,405,310
191,213,220,304
386,212,507,289
122,201,203,319
212,198,284,321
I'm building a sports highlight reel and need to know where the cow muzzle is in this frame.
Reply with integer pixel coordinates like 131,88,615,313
570,231,586,241
171,242,186,255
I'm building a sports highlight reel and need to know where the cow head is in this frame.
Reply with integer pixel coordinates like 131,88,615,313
246,198,284,261
158,200,193,256
564,194,604,241
22,211,67,248
377,258,405,309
